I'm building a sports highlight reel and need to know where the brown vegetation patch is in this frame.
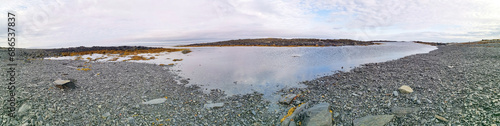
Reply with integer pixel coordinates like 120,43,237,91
61,48,189,56
127,56,150,61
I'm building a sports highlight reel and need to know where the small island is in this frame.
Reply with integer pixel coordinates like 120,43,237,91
177,38,381,47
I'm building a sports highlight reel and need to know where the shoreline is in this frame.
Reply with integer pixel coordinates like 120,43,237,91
1,42,499,125
279,43,500,125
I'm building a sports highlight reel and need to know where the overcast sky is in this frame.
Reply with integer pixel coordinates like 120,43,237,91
1,0,499,48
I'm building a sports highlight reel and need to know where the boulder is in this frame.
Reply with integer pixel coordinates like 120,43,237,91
53,79,76,89
353,115,394,126
398,85,413,94
279,94,297,105
301,102,332,126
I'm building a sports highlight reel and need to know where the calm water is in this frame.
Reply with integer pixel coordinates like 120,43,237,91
168,42,437,99
46,42,437,101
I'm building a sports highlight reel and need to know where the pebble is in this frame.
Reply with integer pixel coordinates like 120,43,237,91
102,112,111,118
425,98,432,103
434,115,448,122
204,103,224,109
393,91,399,97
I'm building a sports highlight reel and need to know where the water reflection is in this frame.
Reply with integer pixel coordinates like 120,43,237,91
171,42,437,98
45,42,437,101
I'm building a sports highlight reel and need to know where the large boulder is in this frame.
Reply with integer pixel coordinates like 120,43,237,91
301,102,332,126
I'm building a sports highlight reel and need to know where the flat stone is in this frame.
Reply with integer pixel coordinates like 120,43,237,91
353,115,394,126
102,112,111,118
53,79,76,89
18,104,31,113
279,94,297,105
301,102,332,126
141,97,167,105
398,85,413,94
53,79,71,85
391,107,420,116
434,115,448,122
204,103,224,109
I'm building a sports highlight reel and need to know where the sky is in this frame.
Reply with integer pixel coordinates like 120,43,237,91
1,0,499,48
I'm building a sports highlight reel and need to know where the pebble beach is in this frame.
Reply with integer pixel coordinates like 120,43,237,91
1,42,499,125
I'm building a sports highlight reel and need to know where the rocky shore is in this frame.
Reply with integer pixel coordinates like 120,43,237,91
1,42,499,125
279,42,500,125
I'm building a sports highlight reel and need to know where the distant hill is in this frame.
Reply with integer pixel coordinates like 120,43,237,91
177,38,381,47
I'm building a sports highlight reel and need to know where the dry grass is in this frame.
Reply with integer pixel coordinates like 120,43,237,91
61,48,189,56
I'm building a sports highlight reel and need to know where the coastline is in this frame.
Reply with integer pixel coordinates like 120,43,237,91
280,43,500,125
1,43,499,125
176,38,377,47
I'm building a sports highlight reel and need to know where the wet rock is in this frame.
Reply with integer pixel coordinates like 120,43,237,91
204,103,224,109
181,49,192,54
102,112,111,118
53,79,76,89
434,115,448,122
141,97,167,105
353,115,394,126
279,94,297,105
301,102,332,126
281,102,310,126
391,107,420,116
398,85,413,94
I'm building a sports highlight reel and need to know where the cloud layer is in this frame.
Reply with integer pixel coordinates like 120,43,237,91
1,0,499,48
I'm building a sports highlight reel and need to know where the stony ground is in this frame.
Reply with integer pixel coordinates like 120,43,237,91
280,43,500,125
0,56,280,125
1,43,499,125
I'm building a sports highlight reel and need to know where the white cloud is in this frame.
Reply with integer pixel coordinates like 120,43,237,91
0,0,499,48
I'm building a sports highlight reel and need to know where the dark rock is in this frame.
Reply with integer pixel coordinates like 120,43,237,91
301,102,332,126
279,94,297,105
181,49,192,54
53,79,76,89
281,102,310,126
